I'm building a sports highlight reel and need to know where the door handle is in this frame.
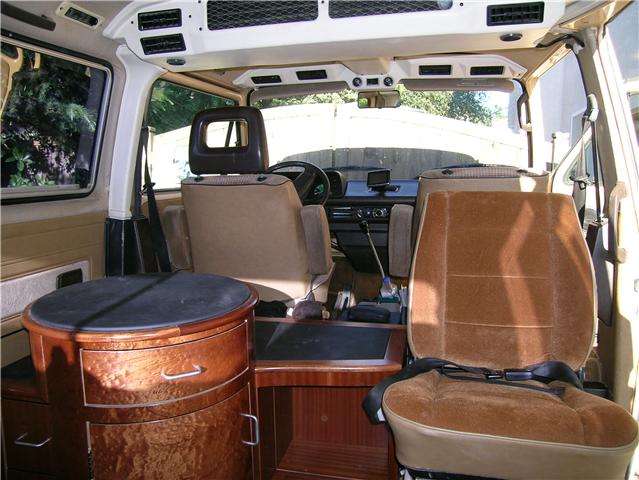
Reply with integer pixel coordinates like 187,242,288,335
14,432,51,448
160,364,203,380
608,182,627,264
241,413,259,446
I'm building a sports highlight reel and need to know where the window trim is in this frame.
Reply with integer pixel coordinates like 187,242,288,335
0,31,112,205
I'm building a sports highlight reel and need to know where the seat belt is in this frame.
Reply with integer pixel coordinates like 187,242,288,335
132,124,172,273
362,357,583,424
571,94,599,228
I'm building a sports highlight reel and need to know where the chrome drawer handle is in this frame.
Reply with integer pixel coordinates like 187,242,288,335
160,364,203,380
241,413,260,447
14,433,51,448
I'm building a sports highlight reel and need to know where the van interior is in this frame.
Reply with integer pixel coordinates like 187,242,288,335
1,1,639,479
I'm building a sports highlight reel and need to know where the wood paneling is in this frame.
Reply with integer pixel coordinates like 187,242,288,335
254,319,406,480
90,386,253,480
82,322,248,406
2,400,53,474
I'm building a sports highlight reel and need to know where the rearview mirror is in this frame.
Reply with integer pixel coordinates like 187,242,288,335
357,90,401,109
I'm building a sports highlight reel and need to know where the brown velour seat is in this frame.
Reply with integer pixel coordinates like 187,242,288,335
383,191,637,479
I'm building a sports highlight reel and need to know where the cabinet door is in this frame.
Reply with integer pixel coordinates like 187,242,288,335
89,386,253,480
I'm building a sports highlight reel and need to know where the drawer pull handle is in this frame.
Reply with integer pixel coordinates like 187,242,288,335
241,413,260,447
14,433,51,448
160,364,203,380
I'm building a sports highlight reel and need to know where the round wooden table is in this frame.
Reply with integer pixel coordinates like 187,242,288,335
22,271,259,480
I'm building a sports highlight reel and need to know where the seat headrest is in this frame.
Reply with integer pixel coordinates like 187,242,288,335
189,106,269,175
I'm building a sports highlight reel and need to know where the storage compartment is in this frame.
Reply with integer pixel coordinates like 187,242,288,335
81,321,248,406
2,399,53,475
89,385,253,479
259,387,391,480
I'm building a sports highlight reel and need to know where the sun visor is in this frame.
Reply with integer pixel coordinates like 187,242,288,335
402,78,515,93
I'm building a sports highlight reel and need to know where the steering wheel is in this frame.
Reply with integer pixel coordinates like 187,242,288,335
266,161,331,206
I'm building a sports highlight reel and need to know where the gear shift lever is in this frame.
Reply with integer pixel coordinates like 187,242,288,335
358,220,399,302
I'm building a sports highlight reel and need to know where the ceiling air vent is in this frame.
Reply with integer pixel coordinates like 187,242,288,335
419,65,452,76
329,0,452,19
487,2,544,26
470,66,505,76
58,3,103,29
140,34,186,55
296,70,328,81
207,1,318,31
138,9,182,31
252,75,282,85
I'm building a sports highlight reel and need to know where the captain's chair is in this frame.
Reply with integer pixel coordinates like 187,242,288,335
377,191,637,479
181,107,334,304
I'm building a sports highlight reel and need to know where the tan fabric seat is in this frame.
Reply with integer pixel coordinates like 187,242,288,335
388,165,549,277
384,191,638,479
182,107,333,304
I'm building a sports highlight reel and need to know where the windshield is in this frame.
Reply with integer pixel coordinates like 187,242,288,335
252,83,528,181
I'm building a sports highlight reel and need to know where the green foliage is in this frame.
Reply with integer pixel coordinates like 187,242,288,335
1,48,103,188
147,80,235,135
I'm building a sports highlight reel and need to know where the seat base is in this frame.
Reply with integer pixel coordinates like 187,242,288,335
384,372,638,480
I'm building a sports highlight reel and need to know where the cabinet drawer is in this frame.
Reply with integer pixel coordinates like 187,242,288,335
89,385,253,480
2,399,53,475
82,321,248,406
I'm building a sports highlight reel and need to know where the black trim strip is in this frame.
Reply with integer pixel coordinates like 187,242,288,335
1,2,56,31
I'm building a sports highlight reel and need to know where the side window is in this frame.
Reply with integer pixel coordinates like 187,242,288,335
1,41,109,200
607,1,639,143
533,51,587,172
147,80,235,189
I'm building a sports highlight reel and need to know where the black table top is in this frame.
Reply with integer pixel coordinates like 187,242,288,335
255,320,391,361
28,272,252,333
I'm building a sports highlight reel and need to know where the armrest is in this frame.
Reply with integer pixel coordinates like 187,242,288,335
388,204,414,278
300,205,334,275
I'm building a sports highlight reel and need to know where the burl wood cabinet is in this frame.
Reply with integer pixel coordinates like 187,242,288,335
9,272,260,480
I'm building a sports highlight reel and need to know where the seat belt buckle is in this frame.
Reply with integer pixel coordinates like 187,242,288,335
504,369,534,382
481,368,503,380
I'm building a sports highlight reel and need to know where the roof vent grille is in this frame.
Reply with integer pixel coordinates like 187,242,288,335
487,2,544,26
64,6,99,27
296,70,328,81
207,1,318,30
470,66,505,76
252,75,282,85
138,9,182,31
140,34,186,55
329,0,452,19
419,65,452,76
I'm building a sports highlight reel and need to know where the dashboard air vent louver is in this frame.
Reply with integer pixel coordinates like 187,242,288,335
487,2,544,26
252,75,282,85
470,66,505,76
296,70,328,81
419,65,452,76
64,7,99,27
329,0,452,19
140,34,186,55
207,1,318,30
138,9,182,31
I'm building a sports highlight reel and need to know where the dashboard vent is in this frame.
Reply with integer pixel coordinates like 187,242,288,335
296,70,328,81
487,2,544,26
330,207,353,219
419,65,452,76
207,1,318,30
329,0,452,19
252,75,282,85
470,66,504,76
64,6,99,27
138,9,182,31
140,34,186,55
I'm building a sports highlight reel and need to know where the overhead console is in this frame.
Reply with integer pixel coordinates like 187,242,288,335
102,0,566,72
